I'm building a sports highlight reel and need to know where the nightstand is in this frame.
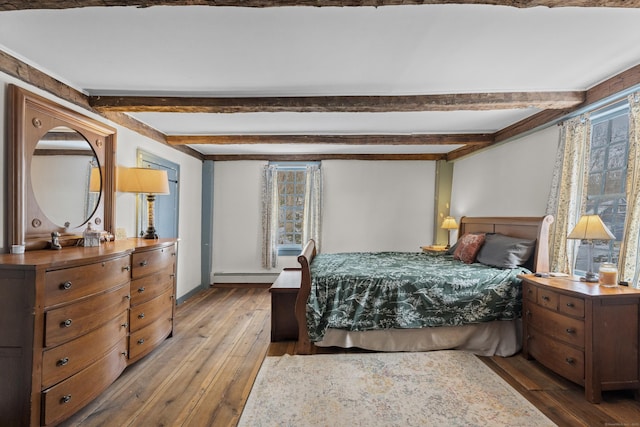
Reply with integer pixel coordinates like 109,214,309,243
520,274,640,403
421,245,447,254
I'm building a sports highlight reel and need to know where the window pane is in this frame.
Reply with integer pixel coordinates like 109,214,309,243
576,110,629,275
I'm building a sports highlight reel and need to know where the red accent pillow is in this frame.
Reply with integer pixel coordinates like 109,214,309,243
453,233,486,264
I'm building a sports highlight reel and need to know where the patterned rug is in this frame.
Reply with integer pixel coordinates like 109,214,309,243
238,350,555,427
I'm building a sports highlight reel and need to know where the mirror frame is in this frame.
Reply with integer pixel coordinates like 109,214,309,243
8,85,117,250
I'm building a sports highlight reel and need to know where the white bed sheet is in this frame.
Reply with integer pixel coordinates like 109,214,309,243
314,319,522,357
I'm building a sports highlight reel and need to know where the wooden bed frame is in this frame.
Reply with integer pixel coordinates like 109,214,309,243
294,215,554,355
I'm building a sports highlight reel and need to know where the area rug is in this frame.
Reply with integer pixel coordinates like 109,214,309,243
238,350,555,426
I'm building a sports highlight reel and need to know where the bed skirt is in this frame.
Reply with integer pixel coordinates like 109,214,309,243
314,319,522,357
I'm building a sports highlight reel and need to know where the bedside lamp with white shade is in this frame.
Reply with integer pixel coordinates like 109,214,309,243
567,214,615,283
441,216,459,249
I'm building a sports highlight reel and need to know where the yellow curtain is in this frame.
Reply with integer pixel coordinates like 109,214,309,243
548,115,591,274
621,93,640,286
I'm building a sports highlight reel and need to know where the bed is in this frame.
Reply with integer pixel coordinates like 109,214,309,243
294,215,554,356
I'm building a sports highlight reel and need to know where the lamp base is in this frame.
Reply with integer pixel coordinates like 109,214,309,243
580,271,599,283
142,227,158,239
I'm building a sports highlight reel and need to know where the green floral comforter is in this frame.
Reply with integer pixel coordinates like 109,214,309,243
307,251,530,342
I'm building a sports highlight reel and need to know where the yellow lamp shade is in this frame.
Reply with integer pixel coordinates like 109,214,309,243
567,215,615,241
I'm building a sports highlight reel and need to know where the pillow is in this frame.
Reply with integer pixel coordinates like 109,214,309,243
453,233,486,264
476,233,536,269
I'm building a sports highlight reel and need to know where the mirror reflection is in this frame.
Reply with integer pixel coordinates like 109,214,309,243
30,126,101,229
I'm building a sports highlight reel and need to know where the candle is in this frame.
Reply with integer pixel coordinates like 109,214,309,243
598,263,618,287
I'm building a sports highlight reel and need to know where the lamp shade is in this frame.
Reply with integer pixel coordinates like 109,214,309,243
567,214,615,240
89,167,101,193
441,216,459,230
117,167,170,194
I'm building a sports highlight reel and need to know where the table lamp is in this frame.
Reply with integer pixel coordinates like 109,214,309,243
441,216,458,248
118,167,170,239
567,214,615,282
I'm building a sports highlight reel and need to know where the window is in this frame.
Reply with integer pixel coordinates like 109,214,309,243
276,165,308,255
575,103,629,275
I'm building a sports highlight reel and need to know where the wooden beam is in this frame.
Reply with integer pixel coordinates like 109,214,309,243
90,92,584,114
100,112,204,160
2,1,639,10
205,153,446,161
167,134,492,146
454,63,640,159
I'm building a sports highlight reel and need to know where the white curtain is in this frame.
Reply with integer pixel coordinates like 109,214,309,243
621,92,640,286
546,114,591,274
302,164,323,252
261,164,279,269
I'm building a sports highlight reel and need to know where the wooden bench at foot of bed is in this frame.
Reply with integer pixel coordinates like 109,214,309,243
270,268,301,342
293,215,554,355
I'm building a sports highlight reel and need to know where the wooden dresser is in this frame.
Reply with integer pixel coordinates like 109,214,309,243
521,274,640,403
0,238,177,426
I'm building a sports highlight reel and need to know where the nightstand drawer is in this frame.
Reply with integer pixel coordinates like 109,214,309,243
537,288,559,310
528,330,584,385
559,294,585,318
523,283,537,302
527,303,584,348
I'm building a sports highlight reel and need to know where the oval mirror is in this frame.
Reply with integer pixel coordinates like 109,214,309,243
30,126,101,229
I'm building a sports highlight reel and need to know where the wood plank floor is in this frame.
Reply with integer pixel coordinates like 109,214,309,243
62,286,640,427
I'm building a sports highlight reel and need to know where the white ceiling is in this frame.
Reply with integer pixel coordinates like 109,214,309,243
1,4,640,156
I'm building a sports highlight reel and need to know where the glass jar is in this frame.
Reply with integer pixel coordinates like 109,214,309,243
598,262,618,287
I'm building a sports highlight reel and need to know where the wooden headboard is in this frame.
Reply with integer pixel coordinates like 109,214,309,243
458,215,554,273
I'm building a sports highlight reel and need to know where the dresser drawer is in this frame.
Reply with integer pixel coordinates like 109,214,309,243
128,316,173,362
41,339,127,426
129,288,174,333
528,329,584,385
45,283,130,347
131,246,176,280
527,303,585,348
130,265,174,306
44,256,131,308
42,310,128,389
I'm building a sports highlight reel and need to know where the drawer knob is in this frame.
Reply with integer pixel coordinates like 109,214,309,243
137,338,145,345
122,322,128,328
566,302,575,308
60,281,72,290
122,265,131,272
140,260,148,267
138,287,145,293
57,357,69,367
61,395,72,404
565,357,575,365
61,319,73,328
525,310,531,317
138,313,145,319
121,351,128,357
170,274,175,279
566,328,576,334
542,295,550,301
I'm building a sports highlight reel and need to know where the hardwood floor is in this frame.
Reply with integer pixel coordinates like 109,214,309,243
62,286,640,427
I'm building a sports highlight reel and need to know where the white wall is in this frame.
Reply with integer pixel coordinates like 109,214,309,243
450,125,559,224
0,73,203,299
211,160,436,281
321,160,434,253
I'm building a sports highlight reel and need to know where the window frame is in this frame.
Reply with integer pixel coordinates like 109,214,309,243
271,161,319,257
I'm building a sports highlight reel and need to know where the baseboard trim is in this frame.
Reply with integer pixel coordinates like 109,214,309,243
176,283,208,305
213,273,279,284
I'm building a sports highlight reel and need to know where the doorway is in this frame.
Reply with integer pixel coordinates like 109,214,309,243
136,150,179,238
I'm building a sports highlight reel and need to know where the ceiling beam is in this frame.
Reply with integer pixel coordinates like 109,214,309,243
205,153,447,161
1,0,639,10
90,92,584,114
166,134,493,146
